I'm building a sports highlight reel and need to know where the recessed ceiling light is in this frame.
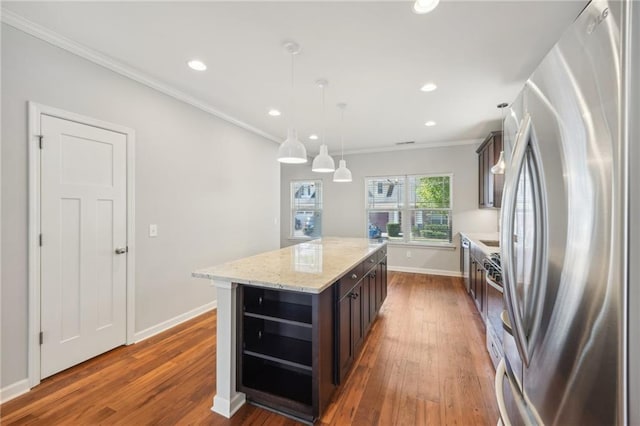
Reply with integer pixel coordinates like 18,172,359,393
187,59,207,71
413,0,440,14
425,120,437,127
309,134,319,140
420,82,438,92
268,109,281,117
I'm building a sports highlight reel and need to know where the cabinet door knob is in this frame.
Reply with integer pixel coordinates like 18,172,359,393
351,273,358,279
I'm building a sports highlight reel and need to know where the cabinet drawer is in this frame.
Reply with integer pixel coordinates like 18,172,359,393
338,263,364,299
365,253,377,267
376,248,387,264
363,253,377,274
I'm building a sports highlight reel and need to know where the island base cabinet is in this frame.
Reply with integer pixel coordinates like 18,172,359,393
237,285,334,422
241,356,313,412
335,251,387,385
377,260,387,310
336,281,364,383
235,247,387,421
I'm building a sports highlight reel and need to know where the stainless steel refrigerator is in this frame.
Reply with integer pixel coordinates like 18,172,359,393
495,1,638,424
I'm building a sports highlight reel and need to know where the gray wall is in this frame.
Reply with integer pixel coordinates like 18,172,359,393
281,144,498,274
1,25,280,387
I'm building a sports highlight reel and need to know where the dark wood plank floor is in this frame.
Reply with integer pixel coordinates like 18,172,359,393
0,272,498,425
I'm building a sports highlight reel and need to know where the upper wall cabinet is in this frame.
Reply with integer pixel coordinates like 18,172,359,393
477,131,504,209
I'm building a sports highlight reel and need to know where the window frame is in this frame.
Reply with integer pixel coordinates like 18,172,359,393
364,173,454,247
290,179,323,240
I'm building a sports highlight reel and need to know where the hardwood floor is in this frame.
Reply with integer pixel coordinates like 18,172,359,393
0,272,498,425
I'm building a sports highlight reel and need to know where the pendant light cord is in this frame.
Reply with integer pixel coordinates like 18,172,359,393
321,84,326,146
340,107,345,160
289,52,294,128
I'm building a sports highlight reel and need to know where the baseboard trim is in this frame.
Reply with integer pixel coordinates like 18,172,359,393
388,265,462,278
0,379,30,404
212,392,246,418
134,301,217,343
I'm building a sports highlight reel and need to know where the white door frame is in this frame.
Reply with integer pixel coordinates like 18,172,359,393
27,102,136,388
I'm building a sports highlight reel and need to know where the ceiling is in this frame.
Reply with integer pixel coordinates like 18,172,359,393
3,1,587,155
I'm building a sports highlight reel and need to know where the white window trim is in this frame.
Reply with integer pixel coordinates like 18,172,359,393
290,179,323,240
364,173,454,246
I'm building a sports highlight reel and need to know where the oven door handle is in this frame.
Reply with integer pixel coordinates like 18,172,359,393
485,272,503,293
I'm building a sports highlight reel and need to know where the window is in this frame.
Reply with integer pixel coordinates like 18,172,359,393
366,174,453,244
291,180,322,239
366,176,404,241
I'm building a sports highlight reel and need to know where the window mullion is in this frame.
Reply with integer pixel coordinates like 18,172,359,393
403,176,409,243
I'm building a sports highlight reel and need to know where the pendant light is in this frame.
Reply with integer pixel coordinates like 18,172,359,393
491,102,508,175
312,79,335,173
413,0,440,14
333,103,352,183
277,41,307,164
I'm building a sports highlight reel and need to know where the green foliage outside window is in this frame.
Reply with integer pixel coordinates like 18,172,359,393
416,176,450,208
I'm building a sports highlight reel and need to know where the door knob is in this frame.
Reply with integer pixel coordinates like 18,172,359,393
115,247,128,255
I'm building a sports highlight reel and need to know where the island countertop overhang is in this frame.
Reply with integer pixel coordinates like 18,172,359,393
192,237,387,294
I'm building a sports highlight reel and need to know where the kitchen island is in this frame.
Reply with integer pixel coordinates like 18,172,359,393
193,237,387,422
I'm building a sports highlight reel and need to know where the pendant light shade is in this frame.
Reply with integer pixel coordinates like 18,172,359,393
312,79,335,172
277,41,307,164
278,128,307,164
312,144,335,172
333,103,352,183
491,150,506,174
333,159,352,182
491,102,508,175
413,0,440,14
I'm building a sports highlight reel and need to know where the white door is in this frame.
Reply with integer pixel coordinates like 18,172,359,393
40,114,127,378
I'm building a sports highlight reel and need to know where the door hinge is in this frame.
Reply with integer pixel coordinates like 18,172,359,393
39,331,43,345
37,135,43,149
39,234,43,246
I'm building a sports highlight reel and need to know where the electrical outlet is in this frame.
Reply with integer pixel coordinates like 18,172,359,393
406,250,412,258
149,224,158,237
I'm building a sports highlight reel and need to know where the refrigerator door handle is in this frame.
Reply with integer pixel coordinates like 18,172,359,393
501,113,533,366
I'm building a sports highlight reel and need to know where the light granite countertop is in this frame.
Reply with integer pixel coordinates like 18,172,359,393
460,231,501,257
192,237,387,294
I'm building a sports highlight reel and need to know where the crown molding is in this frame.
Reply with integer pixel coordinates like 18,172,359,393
337,138,482,156
1,8,280,144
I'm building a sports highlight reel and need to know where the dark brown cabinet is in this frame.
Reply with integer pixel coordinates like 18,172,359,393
337,280,365,383
376,259,387,310
335,249,387,385
237,285,334,422
237,246,388,422
477,131,504,209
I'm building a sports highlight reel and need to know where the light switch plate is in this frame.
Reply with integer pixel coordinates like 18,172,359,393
149,224,158,237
